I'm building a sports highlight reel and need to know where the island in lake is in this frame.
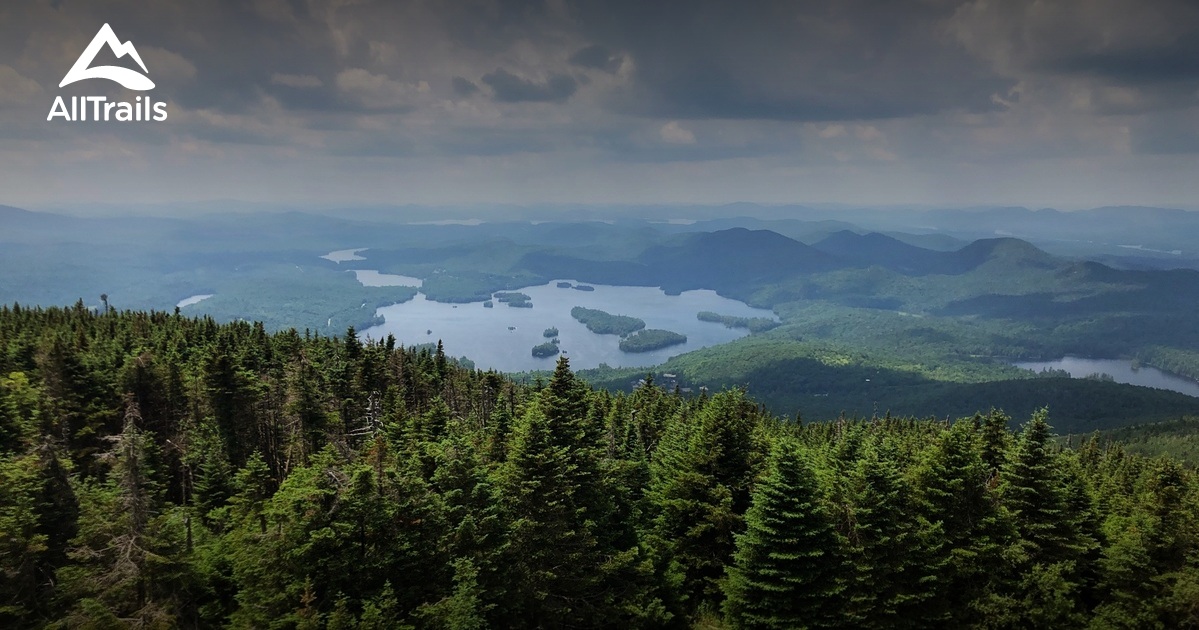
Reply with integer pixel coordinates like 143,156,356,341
531,341,560,358
570,306,645,336
494,291,532,308
544,327,559,338
619,329,688,352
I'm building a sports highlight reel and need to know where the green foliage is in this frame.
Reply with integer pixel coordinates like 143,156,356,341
493,292,532,308
998,410,1100,627
531,342,560,358
543,327,559,338
619,329,687,353
1084,416,1199,465
0,452,52,624
723,439,843,629
697,311,781,333
1,305,1198,628
585,329,1199,430
912,419,1011,626
649,389,764,615
419,272,542,303
571,306,646,336
843,438,939,628
188,266,419,333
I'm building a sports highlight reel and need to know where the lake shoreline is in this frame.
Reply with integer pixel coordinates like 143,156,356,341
1012,355,1199,399
360,279,777,373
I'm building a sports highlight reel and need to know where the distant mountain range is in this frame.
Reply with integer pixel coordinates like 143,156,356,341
5,202,1199,427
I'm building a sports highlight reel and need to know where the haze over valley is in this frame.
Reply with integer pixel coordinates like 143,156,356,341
6,201,1199,430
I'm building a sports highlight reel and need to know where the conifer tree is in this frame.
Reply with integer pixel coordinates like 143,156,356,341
1003,410,1075,562
649,389,762,616
914,420,1010,626
980,408,1011,475
723,439,842,629
0,452,49,625
1000,409,1090,627
846,438,936,629
495,404,602,625
430,420,506,615
55,398,180,627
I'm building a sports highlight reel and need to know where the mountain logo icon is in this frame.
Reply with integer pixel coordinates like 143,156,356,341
59,23,155,91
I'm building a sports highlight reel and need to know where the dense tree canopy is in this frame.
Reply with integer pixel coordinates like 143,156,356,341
1,303,1198,628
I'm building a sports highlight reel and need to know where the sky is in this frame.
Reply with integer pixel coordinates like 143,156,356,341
2,0,1199,212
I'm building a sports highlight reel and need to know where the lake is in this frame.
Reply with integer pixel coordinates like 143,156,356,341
177,294,213,308
1013,356,1199,398
361,280,777,372
321,248,368,263
351,270,423,287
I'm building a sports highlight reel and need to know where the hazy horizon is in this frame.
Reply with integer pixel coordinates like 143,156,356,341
11,200,1199,222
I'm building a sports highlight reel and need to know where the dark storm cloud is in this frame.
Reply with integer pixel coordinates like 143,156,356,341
570,0,1013,121
9,0,1194,124
949,0,1199,99
0,1,343,114
1049,34,1199,85
569,44,621,73
4,0,1199,209
452,76,480,97
481,69,578,103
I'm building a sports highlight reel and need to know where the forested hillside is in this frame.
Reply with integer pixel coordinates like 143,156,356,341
9,207,1199,423
2,304,1199,628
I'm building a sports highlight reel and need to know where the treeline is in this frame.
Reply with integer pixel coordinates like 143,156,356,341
696,311,780,333
2,303,1199,628
1088,416,1199,466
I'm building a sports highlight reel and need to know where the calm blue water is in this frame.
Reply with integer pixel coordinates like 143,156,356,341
361,279,777,372
1014,356,1199,399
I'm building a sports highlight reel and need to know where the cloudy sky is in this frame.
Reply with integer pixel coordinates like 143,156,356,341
2,0,1198,212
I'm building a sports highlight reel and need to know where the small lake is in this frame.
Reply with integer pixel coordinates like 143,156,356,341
351,270,423,287
1013,356,1199,399
321,248,367,263
361,280,777,372
177,294,213,308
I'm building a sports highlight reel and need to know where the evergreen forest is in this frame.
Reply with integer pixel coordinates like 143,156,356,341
2,303,1199,628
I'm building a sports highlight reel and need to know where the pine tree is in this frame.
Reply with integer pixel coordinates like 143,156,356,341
416,558,489,630
846,438,936,629
914,420,1010,626
1003,410,1075,562
430,422,505,616
648,389,762,616
55,398,179,627
495,404,602,625
723,439,842,629
980,408,1011,476
0,452,49,625
0,371,39,454
227,450,447,627
1000,409,1088,627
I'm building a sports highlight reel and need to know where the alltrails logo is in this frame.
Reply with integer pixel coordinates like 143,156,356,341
47,24,168,122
